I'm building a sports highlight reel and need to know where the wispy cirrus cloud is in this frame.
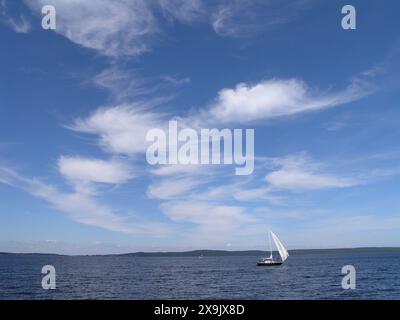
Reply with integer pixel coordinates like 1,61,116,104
21,0,203,57
0,166,135,233
91,67,151,102
265,153,357,191
17,0,316,56
160,75,191,86
158,0,204,24
1,0,31,33
193,184,283,204
0,165,177,236
25,0,158,57
211,0,313,37
91,66,190,103
148,177,207,200
149,163,215,177
161,201,253,226
266,168,355,191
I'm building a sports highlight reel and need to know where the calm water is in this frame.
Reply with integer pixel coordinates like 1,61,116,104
0,251,399,300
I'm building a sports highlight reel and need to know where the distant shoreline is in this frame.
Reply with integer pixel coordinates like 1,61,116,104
1,247,400,257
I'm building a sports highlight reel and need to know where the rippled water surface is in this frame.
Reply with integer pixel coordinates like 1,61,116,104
0,251,399,299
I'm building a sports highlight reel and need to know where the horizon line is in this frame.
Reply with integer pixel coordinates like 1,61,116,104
1,246,399,257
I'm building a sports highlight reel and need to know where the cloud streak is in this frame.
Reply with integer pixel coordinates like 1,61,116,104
0,165,178,237
211,0,313,37
148,177,206,200
265,154,357,191
58,156,134,192
15,0,316,56
161,201,253,227
1,0,31,33
0,166,135,233
208,78,374,124
25,0,158,57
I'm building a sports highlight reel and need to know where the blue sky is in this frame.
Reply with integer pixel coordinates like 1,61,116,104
1,0,400,254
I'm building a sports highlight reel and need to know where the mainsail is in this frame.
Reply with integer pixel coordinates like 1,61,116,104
270,231,289,262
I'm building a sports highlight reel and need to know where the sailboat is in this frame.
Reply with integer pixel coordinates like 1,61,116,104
257,231,289,266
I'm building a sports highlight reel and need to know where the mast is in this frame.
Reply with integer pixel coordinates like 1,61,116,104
268,231,273,259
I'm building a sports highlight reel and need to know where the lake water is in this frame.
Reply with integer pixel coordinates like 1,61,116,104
0,250,399,299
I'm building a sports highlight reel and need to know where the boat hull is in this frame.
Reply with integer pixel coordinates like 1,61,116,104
257,261,283,266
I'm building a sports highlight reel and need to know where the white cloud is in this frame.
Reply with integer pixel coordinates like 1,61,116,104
70,104,164,156
323,112,352,131
158,0,204,24
212,0,252,37
0,165,178,236
189,181,279,203
149,163,213,176
17,0,316,55
211,0,312,38
160,75,191,86
148,177,205,200
233,187,279,202
92,66,150,101
267,169,354,191
161,201,252,226
58,156,133,185
265,154,356,191
0,166,134,233
208,78,373,123
0,0,31,33
25,0,158,57
91,66,190,103
191,183,239,201
21,0,206,56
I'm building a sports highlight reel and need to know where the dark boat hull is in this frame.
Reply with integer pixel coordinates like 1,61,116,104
257,261,283,266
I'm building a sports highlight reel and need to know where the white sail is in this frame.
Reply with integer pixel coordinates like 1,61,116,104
271,231,289,262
